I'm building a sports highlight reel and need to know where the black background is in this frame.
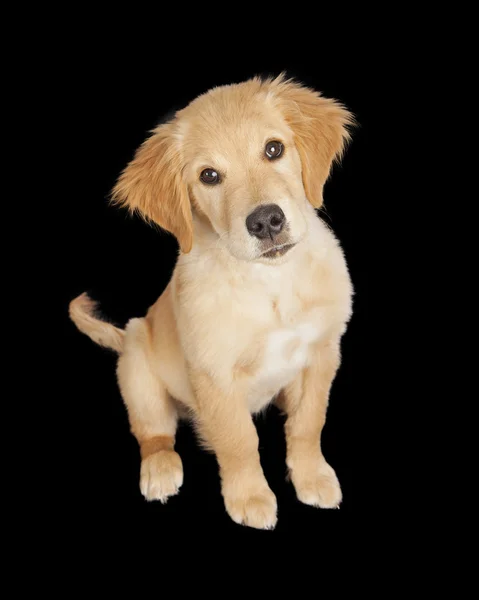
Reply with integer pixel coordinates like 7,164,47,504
51,44,380,541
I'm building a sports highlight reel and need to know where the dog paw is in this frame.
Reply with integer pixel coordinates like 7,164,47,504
225,488,278,530
140,450,183,503
292,462,342,509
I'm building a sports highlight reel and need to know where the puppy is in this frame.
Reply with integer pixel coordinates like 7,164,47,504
70,74,355,529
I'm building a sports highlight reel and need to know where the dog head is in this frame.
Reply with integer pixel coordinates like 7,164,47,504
112,74,353,262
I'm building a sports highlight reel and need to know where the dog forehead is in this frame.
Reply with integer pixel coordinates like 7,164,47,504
177,91,290,163
183,120,266,163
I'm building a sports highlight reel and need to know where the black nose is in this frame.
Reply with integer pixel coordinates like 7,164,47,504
246,204,285,239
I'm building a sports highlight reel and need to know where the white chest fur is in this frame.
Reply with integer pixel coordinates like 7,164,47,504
248,322,320,413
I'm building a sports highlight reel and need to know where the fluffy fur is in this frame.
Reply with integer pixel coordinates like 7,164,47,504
69,74,355,529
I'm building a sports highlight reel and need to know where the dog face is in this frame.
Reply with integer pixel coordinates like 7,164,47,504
112,75,353,262
179,89,310,262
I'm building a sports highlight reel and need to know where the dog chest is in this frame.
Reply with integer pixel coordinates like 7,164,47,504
247,320,319,413
263,322,319,377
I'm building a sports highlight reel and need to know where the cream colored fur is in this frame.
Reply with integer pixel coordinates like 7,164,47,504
69,74,355,529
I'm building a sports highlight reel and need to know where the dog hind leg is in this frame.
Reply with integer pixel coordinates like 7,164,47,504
117,318,182,503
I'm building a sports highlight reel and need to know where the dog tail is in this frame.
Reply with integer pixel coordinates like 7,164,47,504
69,292,125,354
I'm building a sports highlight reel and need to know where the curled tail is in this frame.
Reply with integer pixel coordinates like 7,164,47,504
69,292,125,353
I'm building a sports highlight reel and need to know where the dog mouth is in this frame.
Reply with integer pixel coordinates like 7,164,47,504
261,243,296,259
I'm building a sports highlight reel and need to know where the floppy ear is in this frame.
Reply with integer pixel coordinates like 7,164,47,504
111,123,193,253
273,77,354,208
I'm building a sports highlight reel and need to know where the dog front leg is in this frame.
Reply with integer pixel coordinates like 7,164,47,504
191,370,277,530
282,335,343,508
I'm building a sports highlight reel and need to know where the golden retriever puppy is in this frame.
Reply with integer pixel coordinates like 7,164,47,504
69,74,355,529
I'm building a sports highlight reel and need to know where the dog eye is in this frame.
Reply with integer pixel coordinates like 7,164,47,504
200,169,220,184
265,141,284,160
